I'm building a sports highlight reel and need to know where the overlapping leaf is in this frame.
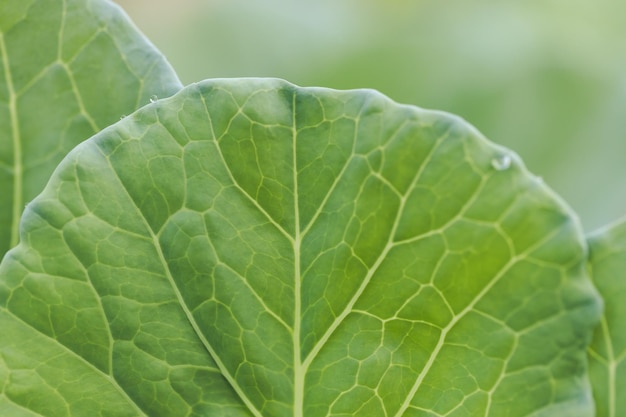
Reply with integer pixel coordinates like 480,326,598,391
0,0,182,258
588,220,626,417
0,79,601,416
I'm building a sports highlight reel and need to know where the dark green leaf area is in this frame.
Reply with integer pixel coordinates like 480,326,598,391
0,79,601,416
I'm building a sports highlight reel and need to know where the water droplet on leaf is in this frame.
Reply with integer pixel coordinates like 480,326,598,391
149,95,158,103
491,154,511,171
119,114,126,120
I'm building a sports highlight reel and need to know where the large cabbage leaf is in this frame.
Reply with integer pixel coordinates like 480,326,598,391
0,79,601,416
0,0,182,258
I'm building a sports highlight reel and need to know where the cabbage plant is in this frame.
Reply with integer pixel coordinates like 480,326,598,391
0,1,621,416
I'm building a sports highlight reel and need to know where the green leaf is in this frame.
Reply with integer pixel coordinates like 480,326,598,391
0,79,601,416
0,0,182,259
587,219,626,417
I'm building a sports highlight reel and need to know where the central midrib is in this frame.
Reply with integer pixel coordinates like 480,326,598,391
292,91,305,417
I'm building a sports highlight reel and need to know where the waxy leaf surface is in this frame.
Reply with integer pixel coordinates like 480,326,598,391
0,0,182,258
588,220,626,417
0,79,601,416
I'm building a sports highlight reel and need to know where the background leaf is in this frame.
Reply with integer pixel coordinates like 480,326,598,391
0,79,601,416
0,0,182,259
587,219,626,417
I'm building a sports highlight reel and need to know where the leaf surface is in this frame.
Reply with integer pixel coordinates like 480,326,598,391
0,79,601,416
0,0,182,259
588,220,626,417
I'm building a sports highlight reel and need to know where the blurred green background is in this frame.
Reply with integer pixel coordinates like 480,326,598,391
116,0,626,232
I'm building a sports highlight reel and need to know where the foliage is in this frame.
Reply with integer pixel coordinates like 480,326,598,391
588,221,626,417
0,1,622,416
0,0,181,259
